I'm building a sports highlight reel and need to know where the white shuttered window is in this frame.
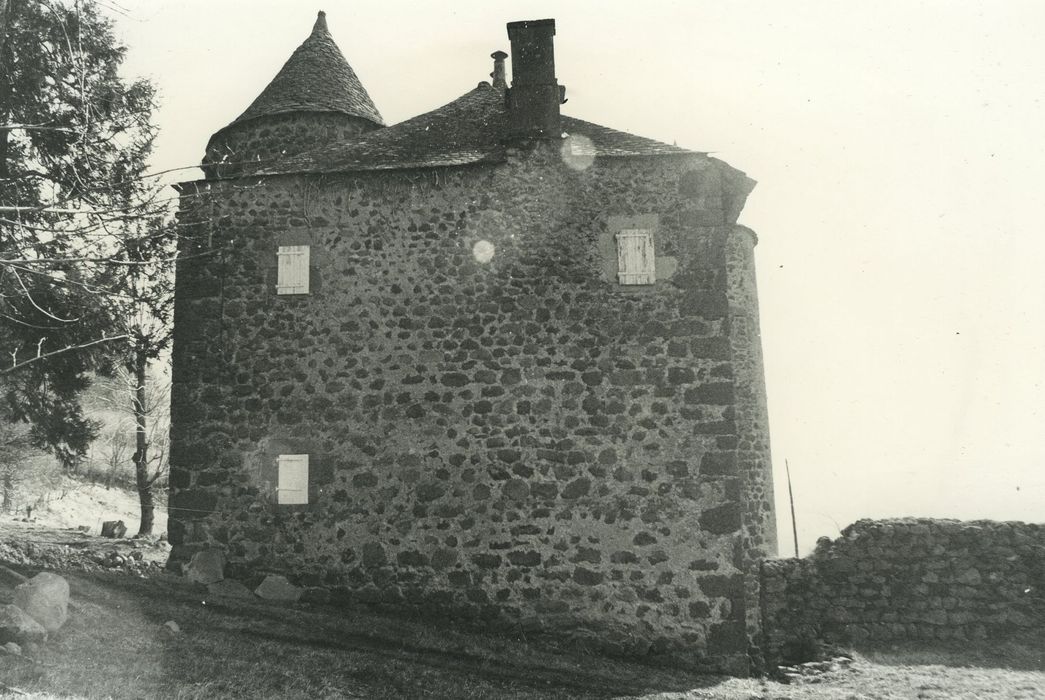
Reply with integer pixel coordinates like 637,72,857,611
615,230,655,285
277,454,309,505
276,245,310,294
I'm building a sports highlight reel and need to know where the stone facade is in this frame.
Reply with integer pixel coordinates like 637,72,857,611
169,14,777,674
761,518,1045,665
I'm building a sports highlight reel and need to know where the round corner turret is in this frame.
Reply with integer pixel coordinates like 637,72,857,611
200,11,384,180
201,112,380,180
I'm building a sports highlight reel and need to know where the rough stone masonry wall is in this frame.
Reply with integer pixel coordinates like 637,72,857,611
724,226,777,666
761,518,1045,665
202,112,380,179
170,142,773,673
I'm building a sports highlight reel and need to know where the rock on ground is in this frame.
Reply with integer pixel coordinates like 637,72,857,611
254,574,302,602
185,549,226,585
14,571,70,632
0,604,47,644
100,520,127,538
1,641,22,655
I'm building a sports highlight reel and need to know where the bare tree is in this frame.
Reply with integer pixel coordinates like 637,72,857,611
86,366,170,533
89,419,130,488
0,419,57,514
0,420,32,511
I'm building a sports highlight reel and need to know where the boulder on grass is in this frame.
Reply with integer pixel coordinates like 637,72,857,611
254,574,302,603
1,641,22,656
13,572,69,633
101,520,127,538
185,549,226,585
0,604,47,644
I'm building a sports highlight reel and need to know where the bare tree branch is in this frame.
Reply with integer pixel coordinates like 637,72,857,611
0,334,128,375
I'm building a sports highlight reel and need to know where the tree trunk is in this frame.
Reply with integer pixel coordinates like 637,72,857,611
0,0,14,182
132,348,154,536
0,0,10,50
1,473,11,513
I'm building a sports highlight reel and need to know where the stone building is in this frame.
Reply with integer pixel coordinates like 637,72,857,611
169,12,777,673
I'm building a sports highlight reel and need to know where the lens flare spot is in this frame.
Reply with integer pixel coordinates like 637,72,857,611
561,133,595,171
472,240,495,263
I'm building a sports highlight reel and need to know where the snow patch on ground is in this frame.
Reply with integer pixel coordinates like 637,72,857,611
21,476,168,536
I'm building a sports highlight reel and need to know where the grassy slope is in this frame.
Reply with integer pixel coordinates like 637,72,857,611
1,566,1043,699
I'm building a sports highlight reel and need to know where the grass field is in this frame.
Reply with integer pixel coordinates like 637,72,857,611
1,562,1043,698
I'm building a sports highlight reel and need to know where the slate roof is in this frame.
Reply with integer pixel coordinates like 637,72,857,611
255,82,697,176
224,12,383,130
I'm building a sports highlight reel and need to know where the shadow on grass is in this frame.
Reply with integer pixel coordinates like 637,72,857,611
2,565,730,699
852,637,1045,673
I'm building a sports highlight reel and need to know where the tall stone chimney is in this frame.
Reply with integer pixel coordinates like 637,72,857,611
506,19,565,140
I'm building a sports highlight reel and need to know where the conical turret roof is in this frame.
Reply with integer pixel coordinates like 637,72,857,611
231,11,384,127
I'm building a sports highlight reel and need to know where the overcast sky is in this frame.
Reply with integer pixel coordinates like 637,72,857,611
108,1,1045,555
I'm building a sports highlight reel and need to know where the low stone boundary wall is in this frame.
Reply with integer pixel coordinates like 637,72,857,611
761,518,1045,665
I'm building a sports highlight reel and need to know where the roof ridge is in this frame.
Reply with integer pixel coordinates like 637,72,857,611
242,82,698,177
560,115,696,156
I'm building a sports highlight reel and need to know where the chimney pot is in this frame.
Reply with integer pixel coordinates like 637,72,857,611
491,51,508,88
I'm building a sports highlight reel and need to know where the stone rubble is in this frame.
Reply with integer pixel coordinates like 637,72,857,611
777,656,855,684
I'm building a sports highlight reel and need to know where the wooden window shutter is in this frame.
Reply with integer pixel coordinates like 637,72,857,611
277,454,309,505
615,230,655,285
276,245,310,295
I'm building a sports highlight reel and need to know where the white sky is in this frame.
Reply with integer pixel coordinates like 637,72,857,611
108,1,1045,555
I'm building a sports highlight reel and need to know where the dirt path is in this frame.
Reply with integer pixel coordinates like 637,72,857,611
1,566,724,699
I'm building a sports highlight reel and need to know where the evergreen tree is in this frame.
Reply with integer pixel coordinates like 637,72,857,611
0,0,163,467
